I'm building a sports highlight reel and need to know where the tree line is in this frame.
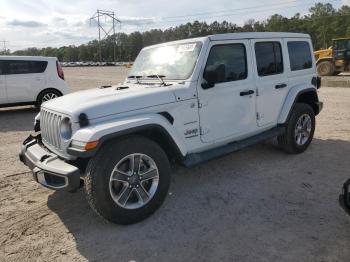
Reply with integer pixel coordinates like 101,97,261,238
3,3,350,62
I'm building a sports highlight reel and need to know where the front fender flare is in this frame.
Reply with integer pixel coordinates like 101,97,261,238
69,114,187,157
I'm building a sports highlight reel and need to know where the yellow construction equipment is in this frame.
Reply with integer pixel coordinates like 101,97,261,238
314,37,350,76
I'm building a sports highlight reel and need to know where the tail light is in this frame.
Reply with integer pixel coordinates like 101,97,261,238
56,60,65,80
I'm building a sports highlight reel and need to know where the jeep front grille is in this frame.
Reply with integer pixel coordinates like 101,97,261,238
40,109,62,150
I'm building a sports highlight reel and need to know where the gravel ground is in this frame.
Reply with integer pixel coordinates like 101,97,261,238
1,67,350,262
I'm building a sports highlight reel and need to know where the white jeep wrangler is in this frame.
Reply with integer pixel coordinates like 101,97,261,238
20,32,323,224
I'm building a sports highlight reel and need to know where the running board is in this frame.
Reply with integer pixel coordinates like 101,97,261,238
182,126,285,168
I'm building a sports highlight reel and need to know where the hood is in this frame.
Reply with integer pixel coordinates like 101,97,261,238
42,83,177,121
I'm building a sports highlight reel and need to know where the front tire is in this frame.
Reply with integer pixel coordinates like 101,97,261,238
84,135,171,225
316,60,335,76
278,103,315,154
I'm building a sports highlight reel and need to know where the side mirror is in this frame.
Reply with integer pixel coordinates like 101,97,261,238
202,64,225,89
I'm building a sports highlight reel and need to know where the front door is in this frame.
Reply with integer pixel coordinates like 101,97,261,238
251,39,289,127
197,40,257,143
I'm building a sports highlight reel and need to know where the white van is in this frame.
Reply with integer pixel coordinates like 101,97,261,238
0,56,69,107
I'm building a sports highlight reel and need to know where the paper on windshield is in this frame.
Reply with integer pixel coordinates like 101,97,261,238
177,43,196,52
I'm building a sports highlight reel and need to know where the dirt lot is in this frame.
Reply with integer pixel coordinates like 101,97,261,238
1,67,350,261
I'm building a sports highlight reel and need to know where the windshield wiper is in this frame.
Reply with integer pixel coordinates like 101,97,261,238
127,75,142,84
147,74,169,86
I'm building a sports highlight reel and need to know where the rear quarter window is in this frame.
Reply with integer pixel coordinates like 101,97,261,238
287,41,312,71
6,60,48,75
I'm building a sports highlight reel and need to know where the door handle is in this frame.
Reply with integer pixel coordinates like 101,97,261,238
275,83,287,89
240,90,255,96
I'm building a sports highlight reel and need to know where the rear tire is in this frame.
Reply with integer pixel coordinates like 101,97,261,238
278,103,315,154
36,89,62,107
84,135,171,225
317,60,335,76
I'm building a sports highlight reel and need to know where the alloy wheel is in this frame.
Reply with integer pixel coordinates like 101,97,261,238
109,153,159,209
42,92,58,103
294,113,312,146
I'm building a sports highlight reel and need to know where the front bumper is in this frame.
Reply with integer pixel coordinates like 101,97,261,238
19,135,81,191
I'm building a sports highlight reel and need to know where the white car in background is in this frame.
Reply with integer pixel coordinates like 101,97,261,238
0,56,69,108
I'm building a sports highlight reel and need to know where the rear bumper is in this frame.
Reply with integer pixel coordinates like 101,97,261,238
19,135,81,191
339,179,350,215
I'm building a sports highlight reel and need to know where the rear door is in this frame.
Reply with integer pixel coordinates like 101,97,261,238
5,60,47,103
197,40,258,143
252,39,289,127
0,60,7,104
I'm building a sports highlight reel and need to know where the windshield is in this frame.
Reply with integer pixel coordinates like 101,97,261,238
128,42,202,80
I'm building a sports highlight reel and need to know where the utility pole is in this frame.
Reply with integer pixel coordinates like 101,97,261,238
97,12,101,62
0,40,9,54
89,10,121,62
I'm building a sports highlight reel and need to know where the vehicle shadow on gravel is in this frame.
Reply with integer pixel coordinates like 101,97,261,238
47,138,350,261
0,107,38,132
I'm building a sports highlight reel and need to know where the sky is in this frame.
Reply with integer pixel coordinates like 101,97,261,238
0,0,348,51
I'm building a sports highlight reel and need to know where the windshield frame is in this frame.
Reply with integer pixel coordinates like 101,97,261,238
127,41,204,81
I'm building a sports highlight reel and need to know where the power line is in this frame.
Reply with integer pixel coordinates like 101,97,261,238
305,12,350,20
160,0,339,20
127,0,340,26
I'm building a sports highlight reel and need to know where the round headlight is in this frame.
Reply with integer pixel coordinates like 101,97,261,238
60,117,72,140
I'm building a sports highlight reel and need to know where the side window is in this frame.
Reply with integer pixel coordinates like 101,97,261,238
7,60,48,75
255,42,283,76
31,61,48,73
204,44,247,84
287,41,312,71
0,61,3,75
8,61,32,74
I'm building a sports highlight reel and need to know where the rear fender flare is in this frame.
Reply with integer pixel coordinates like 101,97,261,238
278,85,317,124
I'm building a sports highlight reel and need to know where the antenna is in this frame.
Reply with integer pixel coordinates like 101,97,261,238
89,10,121,62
